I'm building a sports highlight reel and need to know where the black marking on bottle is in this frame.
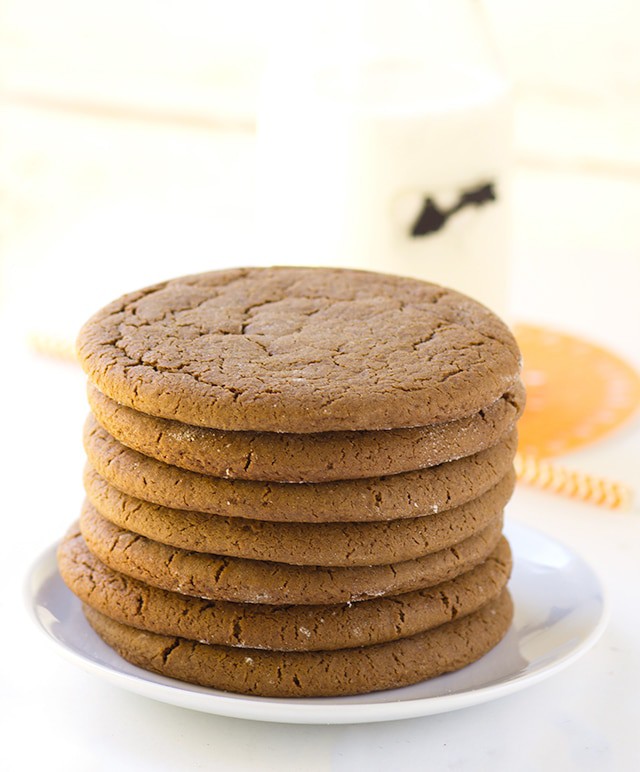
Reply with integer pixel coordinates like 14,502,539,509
410,182,497,237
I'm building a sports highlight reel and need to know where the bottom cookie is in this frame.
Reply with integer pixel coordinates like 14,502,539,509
83,589,513,697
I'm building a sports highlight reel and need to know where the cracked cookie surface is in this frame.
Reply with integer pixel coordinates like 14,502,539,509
59,525,512,651
79,503,504,605
87,380,525,482
83,416,517,523
84,465,514,566
76,267,522,432
83,589,514,696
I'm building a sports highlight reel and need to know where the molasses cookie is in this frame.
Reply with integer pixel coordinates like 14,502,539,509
83,465,515,566
76,267,522,433
59,525,512,651
86,380,525,482
83,416,518,523
83,589,514,696
79,503,505,605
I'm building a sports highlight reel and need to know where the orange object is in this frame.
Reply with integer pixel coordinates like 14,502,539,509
514,324,640,458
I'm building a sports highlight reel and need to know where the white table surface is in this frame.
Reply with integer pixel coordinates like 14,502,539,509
2,170,639,771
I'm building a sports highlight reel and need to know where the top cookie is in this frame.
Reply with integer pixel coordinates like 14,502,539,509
76,267,521,432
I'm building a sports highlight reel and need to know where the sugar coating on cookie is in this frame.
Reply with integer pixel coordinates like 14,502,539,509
76,267,521,432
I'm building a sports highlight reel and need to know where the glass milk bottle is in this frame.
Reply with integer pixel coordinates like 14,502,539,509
255,0,512,317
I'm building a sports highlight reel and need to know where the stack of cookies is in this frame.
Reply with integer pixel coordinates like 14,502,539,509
57,267,524,697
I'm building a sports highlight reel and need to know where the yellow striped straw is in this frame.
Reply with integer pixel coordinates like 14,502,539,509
27,331,634,511
514,452,633,511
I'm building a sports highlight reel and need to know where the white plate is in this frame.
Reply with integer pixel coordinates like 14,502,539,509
25,521,607,725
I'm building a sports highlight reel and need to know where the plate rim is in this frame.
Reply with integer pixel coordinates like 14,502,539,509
25,520,609,725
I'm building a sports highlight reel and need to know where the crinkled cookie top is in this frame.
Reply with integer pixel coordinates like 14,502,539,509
76,267,521,432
